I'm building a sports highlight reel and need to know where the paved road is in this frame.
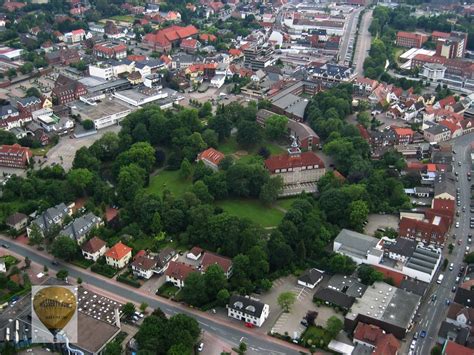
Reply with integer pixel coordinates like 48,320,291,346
0,237,306,355
353,8,373,76
411,133,474,354
338,7,363,65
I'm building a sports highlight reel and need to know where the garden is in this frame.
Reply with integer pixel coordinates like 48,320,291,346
157,282,180,299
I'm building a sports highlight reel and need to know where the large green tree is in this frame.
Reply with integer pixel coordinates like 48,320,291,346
51,236,78,261
265,114,288,140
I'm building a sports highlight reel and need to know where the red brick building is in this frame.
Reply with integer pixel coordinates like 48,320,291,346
399,216,449,247
0,144,32,168
16,96,42,115
52,75,87,105
396,31,428,48
143,25,198,52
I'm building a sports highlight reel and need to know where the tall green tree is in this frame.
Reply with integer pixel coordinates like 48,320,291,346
51,236,78,261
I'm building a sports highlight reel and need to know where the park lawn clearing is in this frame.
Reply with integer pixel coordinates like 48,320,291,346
215,199,284,228
276,197,300,211
147,170,192,196
110,15,135,22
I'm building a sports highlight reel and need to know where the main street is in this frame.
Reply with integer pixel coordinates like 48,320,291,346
411,133,474,354
338,7,363,66
353,8,373,76
0,236,306,355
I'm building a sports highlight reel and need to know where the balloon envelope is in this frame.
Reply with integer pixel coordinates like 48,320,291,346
33,286,77,334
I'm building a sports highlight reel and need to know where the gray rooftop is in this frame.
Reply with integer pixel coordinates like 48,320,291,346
346,282,421,330
405,246,440,275
334,229,380,260
60,212,101,242
327,274,367,298
31,203,69,232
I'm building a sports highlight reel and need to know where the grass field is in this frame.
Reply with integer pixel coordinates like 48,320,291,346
147,170,192,196
110,15,135,22
215,199,284,228
276,197,300,211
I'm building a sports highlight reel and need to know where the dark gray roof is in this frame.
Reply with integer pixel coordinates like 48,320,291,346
60,212,101,242
437,320,469,344
399,279,429,297
434,172,455,198
314,288,355,309
156,247,176,268
406,246,440,274
17,96,41,107
31,203,69,232
5,212,27,226
425,124,450,135
228,295,266,318
298,268,323,285
0,104,18,117
334,229,380,260
454,287,474,308
384,237,416,257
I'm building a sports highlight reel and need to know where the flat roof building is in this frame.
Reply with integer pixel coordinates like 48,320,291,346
345,282,421,339
333,229,381,265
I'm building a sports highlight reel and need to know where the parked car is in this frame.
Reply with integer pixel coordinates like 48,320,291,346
245,322,254,328
452,286,457,293
51,261,59,266
1,243,9,249
420,330,427,338
197,343,204,352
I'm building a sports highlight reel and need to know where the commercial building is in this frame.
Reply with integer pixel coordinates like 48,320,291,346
396,31,428,48
52,75,88,105
345,282,421,339
333,229,381,265
434,31,468,59
243,44,275,70
69,94,134,130
227,295,270,327
113,87,183,108
0,144,32,169
421,63,447,82
424,124,451,143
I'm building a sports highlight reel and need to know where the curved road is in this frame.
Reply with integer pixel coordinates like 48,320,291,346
0,236,306,355
411,133,474,354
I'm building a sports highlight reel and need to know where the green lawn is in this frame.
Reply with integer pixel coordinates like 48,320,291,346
147,170,192,196
157,282,180,299
276,197,300,211
301,326,332,349
215,199,284,228
110,15,135,22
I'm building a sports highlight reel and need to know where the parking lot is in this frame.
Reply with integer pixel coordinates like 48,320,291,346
365,213,400,236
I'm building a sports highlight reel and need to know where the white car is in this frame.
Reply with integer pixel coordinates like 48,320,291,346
456,222,460,228
410,340,416,350
198,343,204,352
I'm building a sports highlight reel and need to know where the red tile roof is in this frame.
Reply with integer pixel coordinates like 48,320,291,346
200,33,217,42
353,322,400,355
105,242,132,260
197,148,225,166
181,38,199,48
432,31,450,39
397,31,427,40
165,261,196,281
189,246,203,256
432,198,455,213
357,124,370,141
392,127,414,137
265,151,325,172
444,341,474,355
354,322,384,344
438,96,456,109
201,252,232,273
81,237,106,254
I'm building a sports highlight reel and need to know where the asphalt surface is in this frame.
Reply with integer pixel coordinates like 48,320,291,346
410,133,474,354
0,237,305,355
338,7,363,66
353,8,373,76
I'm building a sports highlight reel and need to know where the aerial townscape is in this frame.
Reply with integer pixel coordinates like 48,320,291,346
0,0,472,353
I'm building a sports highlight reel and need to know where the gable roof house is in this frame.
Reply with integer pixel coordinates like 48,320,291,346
142,25,198,52
131,247,178,279
353,322,401,355
298,268,324,289
60,212,103,245
17,96,42,115
5,212,28,232
81,236,107,262
165,261,197,288
201,252,233,278
27,203,73,237
196,148,225,171
227,295,270,327
105,242,132,269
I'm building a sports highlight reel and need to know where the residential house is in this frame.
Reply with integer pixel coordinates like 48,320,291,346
0,105,19,120
64,29,86,44
17,96,42,116
446,303,474,329
201,252,233,278
93,42,127,60
424,124,451,143
352,322,401,355
81,236,107,262
392,126,414,145
60,212,103,245
227,295,270,327
45,48,81,65
165,261,196,288
353,77,379,96
0,144,32,169
105,242,132,268
27,202,73,237
131,247,177,279
443,341,474,355
196,148,225,171
297,268,323,289
5,212,28,232
0,258,5,273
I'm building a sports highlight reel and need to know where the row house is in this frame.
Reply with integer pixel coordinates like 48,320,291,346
392,126,414,145
17,96,42,116
27,202,73,237
60,212,103,245
423,123,451,143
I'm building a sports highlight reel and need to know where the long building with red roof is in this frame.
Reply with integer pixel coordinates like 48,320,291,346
142,25,198,52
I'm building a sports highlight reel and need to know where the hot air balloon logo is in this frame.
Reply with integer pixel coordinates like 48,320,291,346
32,286,77,342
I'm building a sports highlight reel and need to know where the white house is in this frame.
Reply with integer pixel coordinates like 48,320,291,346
0,258,6,273
165,261,196,288
227,295,270,327
105,242,132,269
186,247,203,260
81,236,107,262
297,268,324,289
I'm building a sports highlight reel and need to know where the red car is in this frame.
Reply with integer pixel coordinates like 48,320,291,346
244,322,254,328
